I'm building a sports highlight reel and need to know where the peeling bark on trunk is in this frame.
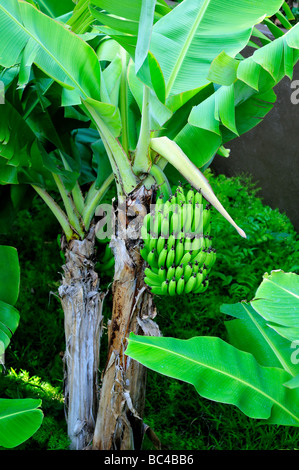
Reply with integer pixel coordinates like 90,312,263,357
92,186,161,450
59,225,105,450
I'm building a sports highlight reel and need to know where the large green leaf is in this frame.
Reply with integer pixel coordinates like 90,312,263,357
90,0,171,54
222,302,299,377
34,0,74,18
251,271,299,342
0,246,20,306
135,0,157,73
127,59,172,130
0,246,20,354
90,0,169,103
0,1,101,102
0,398,43,448
126,333,299,426
177,23,299,168
149,0,284,98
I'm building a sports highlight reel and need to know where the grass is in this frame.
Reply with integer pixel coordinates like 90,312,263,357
1,172,299,450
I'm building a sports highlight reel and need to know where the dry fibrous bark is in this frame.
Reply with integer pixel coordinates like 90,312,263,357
59,224,105,450
92,186,161,450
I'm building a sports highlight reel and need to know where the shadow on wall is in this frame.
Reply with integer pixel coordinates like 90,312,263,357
212,57,299,232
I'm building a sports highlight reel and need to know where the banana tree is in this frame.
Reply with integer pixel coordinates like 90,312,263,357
0,0,299,451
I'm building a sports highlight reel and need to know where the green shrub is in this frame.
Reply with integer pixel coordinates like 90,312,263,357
0,369,69,450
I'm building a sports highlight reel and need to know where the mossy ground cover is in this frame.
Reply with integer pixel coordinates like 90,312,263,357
1,172,298,450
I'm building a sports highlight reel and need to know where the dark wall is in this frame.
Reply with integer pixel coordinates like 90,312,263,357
212,61,299,231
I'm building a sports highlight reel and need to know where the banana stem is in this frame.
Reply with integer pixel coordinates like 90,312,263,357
52,173,85,238
150,136,246,239
133,85,151,175
119,48,129,156
31,185,74,241
82,173,115,230
83,99,138,195
149,164,172,201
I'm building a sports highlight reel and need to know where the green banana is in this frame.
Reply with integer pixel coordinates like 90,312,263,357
204,235,213,249
180,251,192,267
170,209,180,235
183,262,193,282
101,256,115,271
204,222,211,236
193,282,205,294
176,186,186,205
157,235,166,254
161,279,169,295
204,248,216,268
176,275,185,295
150,286,165,295
101,244,112,263
184,235,193,254
184,273,197,294
144,276,161,287
166,263,176,280
175,239,184,265
158,245,168,268
162,199,171,218
144,267,162,285
141,225,150,250
167,233,176,252
192,203,203,233
143,212,152,231
193,249,207,267
194,189,202,206
202,204,211,230
193,260,200,274
147,249,157,267
183,200,193,233
194,270,204,290
152,210,162,238
156,193,164,208
161,215,170,238
166,246,175,269
201,279,210,293
140,246,149,261
168,277,177,296
158,266,167,282
205,248,217,268
186,189,194,206
169,193,177,206
176,231,185,244
201,264,209,279
149,235,158,252
175,263,184,281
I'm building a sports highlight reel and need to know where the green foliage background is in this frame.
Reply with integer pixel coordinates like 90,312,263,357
1,171,299,450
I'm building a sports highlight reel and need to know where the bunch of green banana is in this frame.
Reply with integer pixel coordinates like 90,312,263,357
140,185,216,296
96,240,115,273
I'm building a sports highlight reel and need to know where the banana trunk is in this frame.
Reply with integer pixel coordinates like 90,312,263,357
92,186,161,450
59,224,105,450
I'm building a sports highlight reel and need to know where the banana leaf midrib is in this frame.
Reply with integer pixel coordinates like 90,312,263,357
165,0,210,97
